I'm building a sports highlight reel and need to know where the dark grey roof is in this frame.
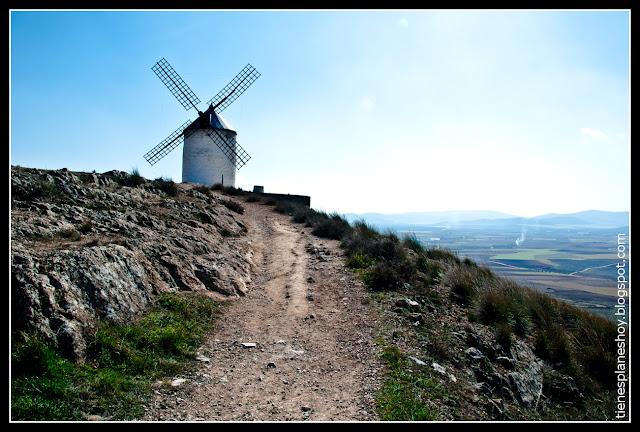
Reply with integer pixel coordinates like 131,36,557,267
184,105,236,134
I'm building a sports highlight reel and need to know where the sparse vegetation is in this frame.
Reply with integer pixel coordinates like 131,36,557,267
310,213,351,240
212,185,246,196
346,251,375,269
375,344,449,421
11,292,219,420
265,199,619,407
402,233,424,254
220,198,245,215
274,200,295,215
12,180,71,204
117,168,146,188
192,185,211,195
152,177,179,197
78,221,94,235
470,275,617,390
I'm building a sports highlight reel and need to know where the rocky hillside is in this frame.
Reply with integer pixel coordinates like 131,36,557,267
11,166,253,360
10,166,623,421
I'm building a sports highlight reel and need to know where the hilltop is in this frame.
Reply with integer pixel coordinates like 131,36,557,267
10,166,623,421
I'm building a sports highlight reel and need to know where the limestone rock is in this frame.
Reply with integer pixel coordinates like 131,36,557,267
11,166,253,360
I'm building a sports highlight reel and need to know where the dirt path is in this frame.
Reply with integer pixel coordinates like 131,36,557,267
144,202,382,421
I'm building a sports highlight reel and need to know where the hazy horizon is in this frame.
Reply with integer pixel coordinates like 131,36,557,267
10,10,630,217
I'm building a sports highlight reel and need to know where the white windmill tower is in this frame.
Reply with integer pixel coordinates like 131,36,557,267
143,58,260,187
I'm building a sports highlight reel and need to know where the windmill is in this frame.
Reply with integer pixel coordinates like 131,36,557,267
144,58,260,187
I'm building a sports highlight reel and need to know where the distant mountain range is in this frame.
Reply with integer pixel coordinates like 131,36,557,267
344,210,629,229
343,210,515,226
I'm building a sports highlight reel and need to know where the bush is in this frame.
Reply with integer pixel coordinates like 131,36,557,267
210,183,224,191
220,198,244,215
402,234,424,253
363,260,414,291
343,225,405,263
274,200,296,215
462,257,478,268
245,194,261,203
495,323,513,350
222,186,245,196
415,256,442,287
424,247,461,264
152,177,178,197
311,213,351,240
534,325,573,368
291,206,313,223
347,252,375,269
442,265,485,306
117,168,146,188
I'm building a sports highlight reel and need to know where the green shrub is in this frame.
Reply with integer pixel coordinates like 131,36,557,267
416,255,442,286
363,260,414,291
347,252,375,269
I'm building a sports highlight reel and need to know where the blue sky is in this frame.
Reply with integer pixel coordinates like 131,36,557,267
10,10,630,216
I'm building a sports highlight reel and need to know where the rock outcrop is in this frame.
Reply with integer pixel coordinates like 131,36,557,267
11,166,254,360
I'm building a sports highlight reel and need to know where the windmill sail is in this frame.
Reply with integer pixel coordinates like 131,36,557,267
152,58,201,111
207,64,261,113
204,128,252,169
144,120,194,165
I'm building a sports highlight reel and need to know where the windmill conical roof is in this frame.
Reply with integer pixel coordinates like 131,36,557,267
185,106,236,134
211,112,234,130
